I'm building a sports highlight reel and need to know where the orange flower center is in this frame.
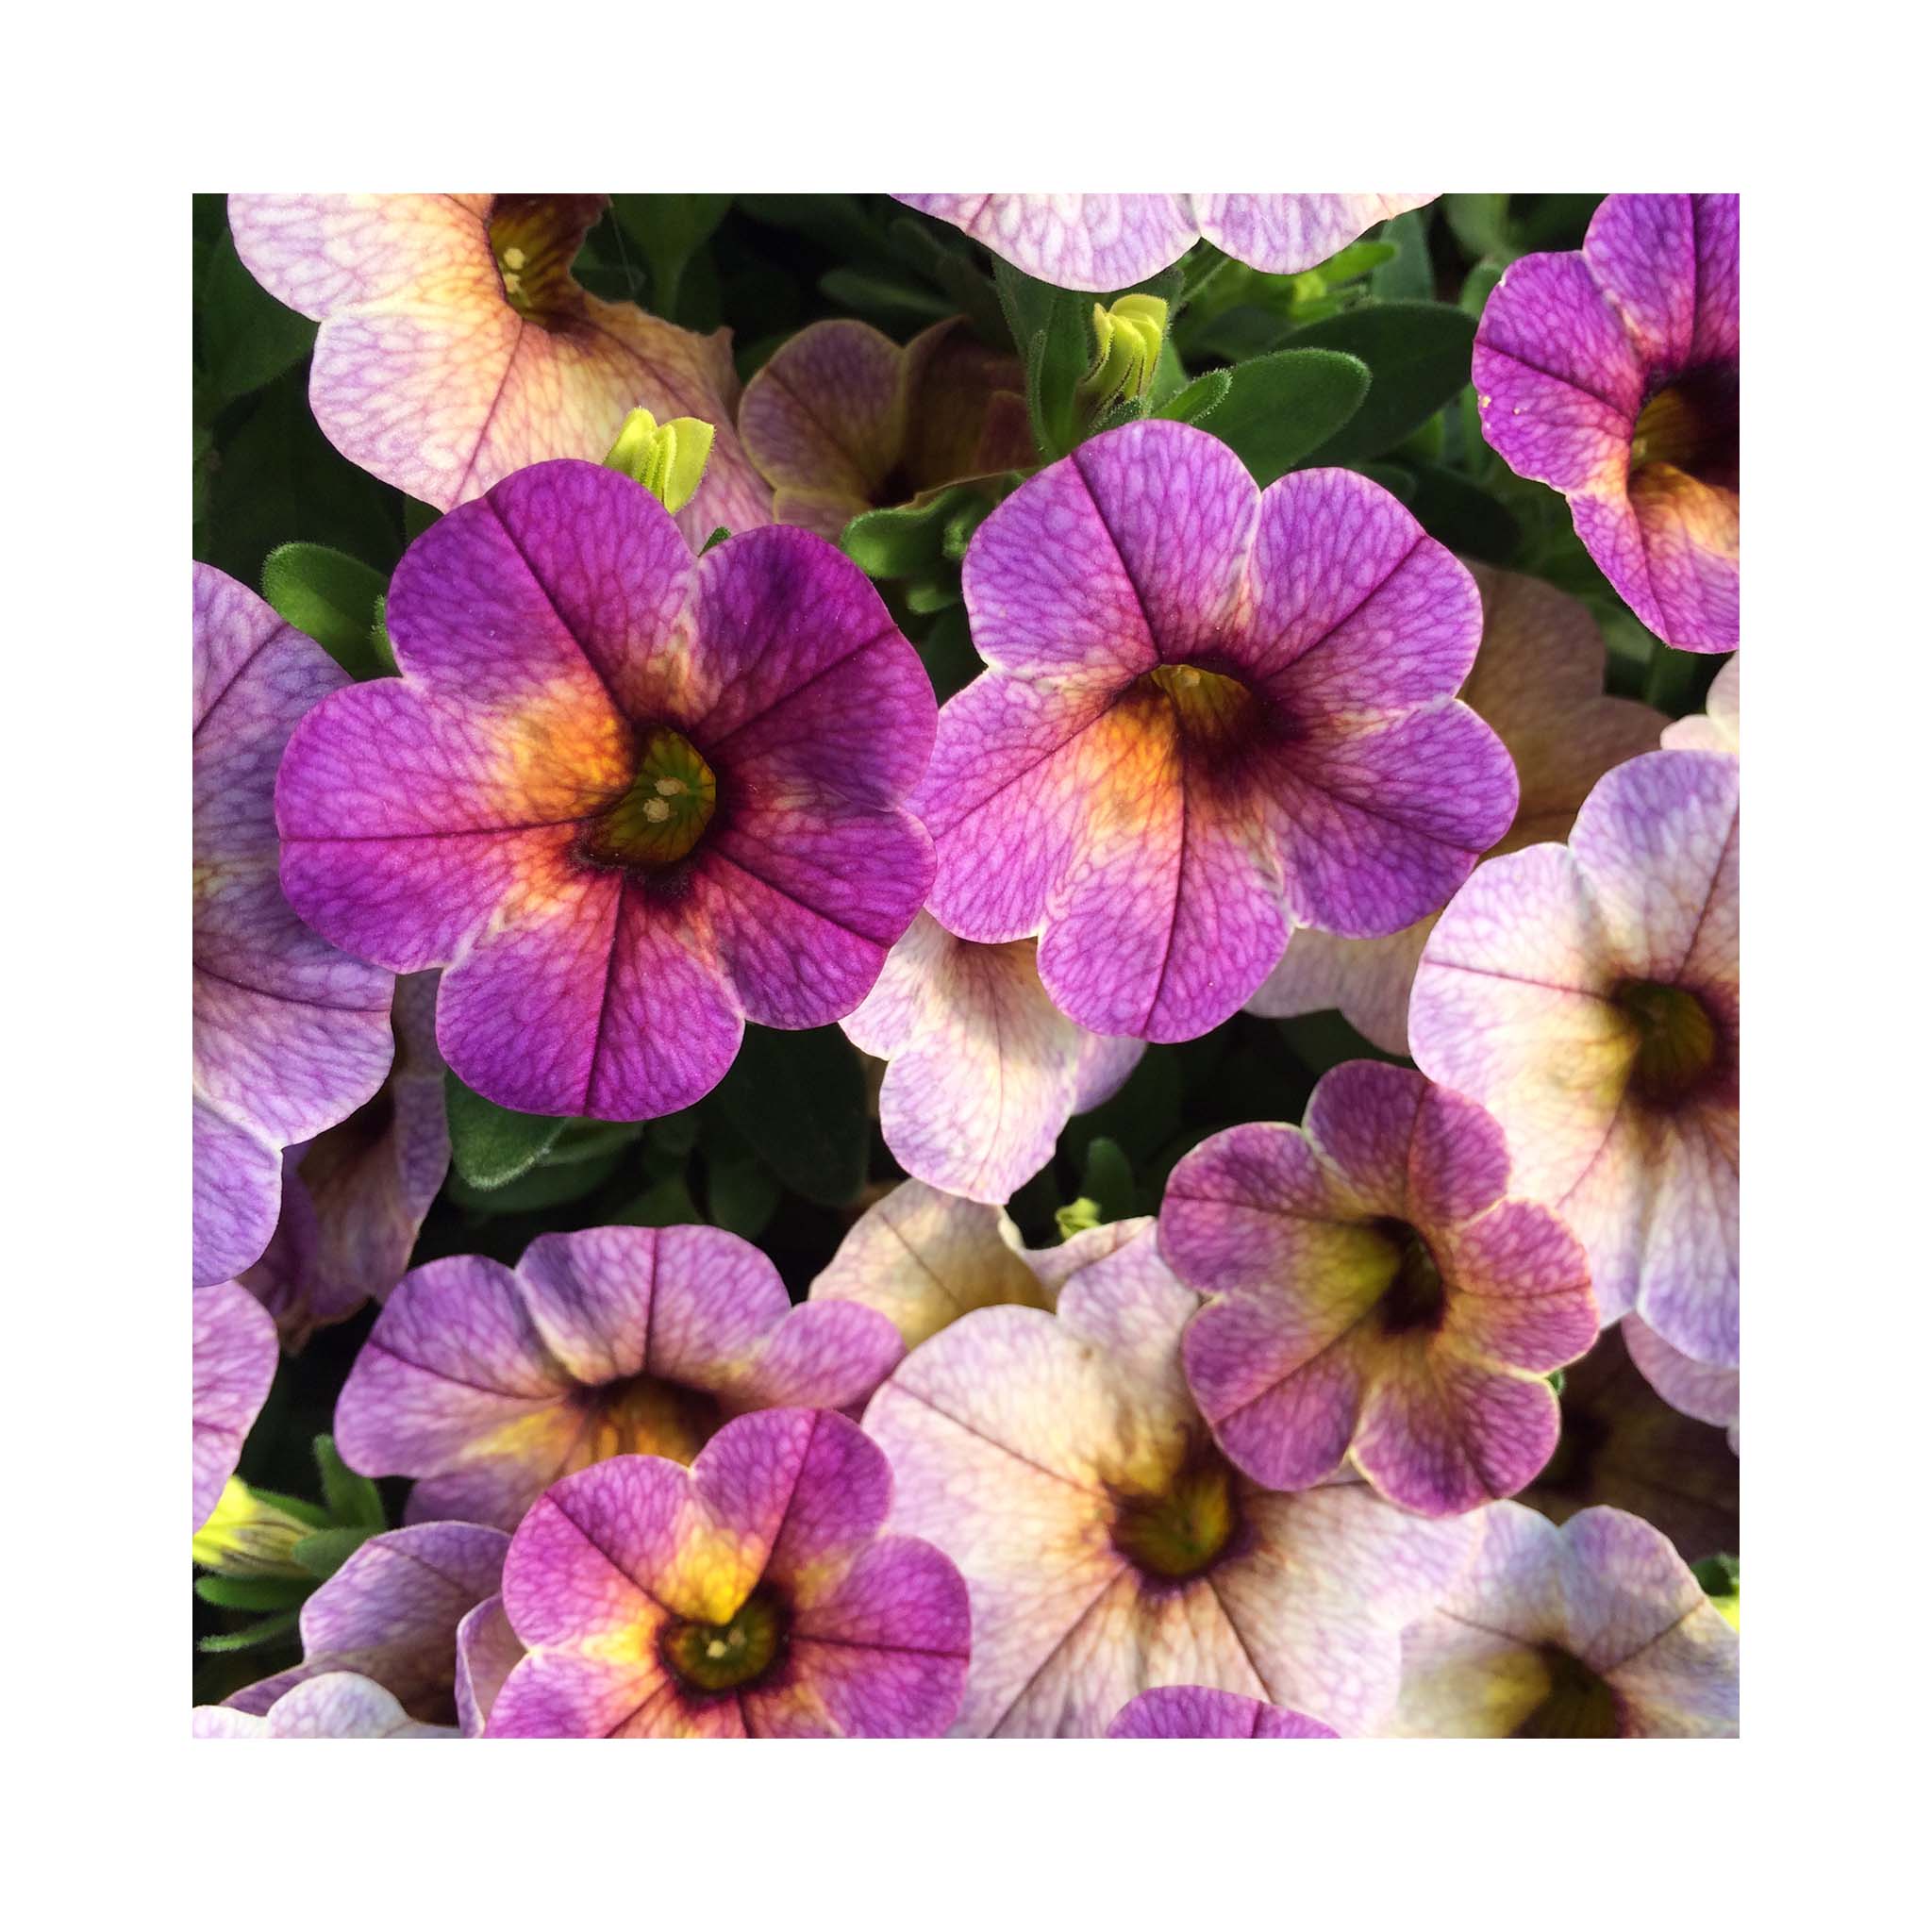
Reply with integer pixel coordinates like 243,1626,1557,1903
1630,364,1739,492
486,194,603,329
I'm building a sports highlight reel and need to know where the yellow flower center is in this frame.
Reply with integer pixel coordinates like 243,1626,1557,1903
1614,979,1720,1106
578,725,718,871
1111,1452,1239,1582
486,194,602,329
1629,364,1739,492
1509,1646,1622,1738
1368,1220,1450,1338
660,1586,788,1694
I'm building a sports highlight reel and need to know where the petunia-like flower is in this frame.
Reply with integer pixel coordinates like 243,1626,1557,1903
1409,748,1739,1364
1624,1316,1739,1450
224,1522,508,1724
242,973,450,1350
225,194,771,546
1523,1324,1737,1562
894,194,1435,293
1161,1060,1597,1517
335,1224,904,1532
275,458,937,1121
192,1281,279,1533
918,420,1517,1043
1474,193,1740,653
195,1672,455,1740
1250,564,1663,1053
738,318,1032,539
808,1178,1145,1348
486,1407,970,1737
193,564,395,1287
1661,654,1740,755
841,914,1143,1203
1108,1686,1338,1739
455,1595,524,1737
1384,1502,1738,1737
864,1220,1477,1735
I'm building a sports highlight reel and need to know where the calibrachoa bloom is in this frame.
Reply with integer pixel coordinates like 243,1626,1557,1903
194,1672,454,1740
1624,1316,1740,1449
1384,1503,1738,1737
1524,1325,1738,1561
1161,1061,1597,1517
225,1522,508,1724
894,194,1436,292
335,1224,903,1532
1661,654,1740,754
1474,193,1740,653
1108,1686,1338,1739
738,317,1032,538
841,914,1143,1203
1250,564,1663,1053
864,1220,1477,1735
226,194,771,546
1409,748,1740,1364
486,1407,970,1737
919,420,1517,1042
191,1280,278,1533
455,1596,523,1737
275,458,937,1121
809,1178,1144,1348
242,973,450,1349
193,564,395,1287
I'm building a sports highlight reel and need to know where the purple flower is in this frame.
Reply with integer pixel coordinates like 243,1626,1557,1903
192,1280,279,1533
226,194,771,547
1523,1324,1737,1562
738,318,1031,537
1624,1316,1740,1450
224,1522,508,1725
335,1224,903,1532
1386,1503,1738,1736
841,914,1142,1203
894,195,1435,291
918,421,1517,1043
1108,1686,1338,1739
241,973,450,1349
486,1408,970,1737
1250,563,1663,1053
1474,194,1739,652
1661,655,1740,755
193,563,394,1286
809,1179,1147,1348
863,1221,1477,1735
1409,748,1739,1365
195,1672,455,1739
1162,1061,1597,1517
275,458,937,1121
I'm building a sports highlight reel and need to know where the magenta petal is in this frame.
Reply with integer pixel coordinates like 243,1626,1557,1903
192,1282,279,1532
1108,1684,1339,1738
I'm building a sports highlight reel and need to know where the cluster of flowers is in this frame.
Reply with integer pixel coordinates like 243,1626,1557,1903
192,191,1739,1738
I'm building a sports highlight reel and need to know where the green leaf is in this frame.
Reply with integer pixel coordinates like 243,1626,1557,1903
1460,258,1507,320
1152,367,1234,426
1200,348,1372,488
915,605,984,706
261,543,390,681
444,1071,566,1189
198,1610,303,1655
885,217,1009,348
818,268,953,331
1372,208,1436,303
444,1145,630,1216
1078,1137,1136,1224
368,593,398,674
1691,1554,1740,1597
291,1525,377,1582
1290,302,1478,465
905,578,961,615
706,1158,782,1241
608,194,732,321
993,259,1091,458
710,1025,868,1207
1442,194,1512,262
313,1437,385,1531
1401,461,1523,564
1074,1049,1182,1165
841,486,981,581
613,1174,702,1226
193,1574,314,1613
197,231,317,405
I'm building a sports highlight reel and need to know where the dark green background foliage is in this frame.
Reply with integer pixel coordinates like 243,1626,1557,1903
191,193,1719,1694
